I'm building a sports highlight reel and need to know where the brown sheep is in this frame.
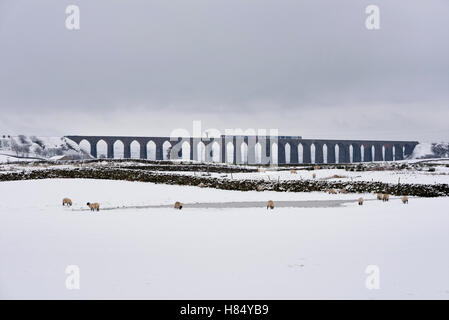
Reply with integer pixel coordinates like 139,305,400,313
266,200,275,210
312,173,316,179
62,198,72,207
402,196,409,204
174,201,183,210
358,197,364,205
290,169,297,174
313,165,320,170
86,202,100,211
382,194,389,202
328,188,337,194
377,193,383,201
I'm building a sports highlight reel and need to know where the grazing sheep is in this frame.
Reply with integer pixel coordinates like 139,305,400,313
382,194,389,202
339,188,347,194
258,168,265,173
312,173,316,179
62,198,72,207
86,202,100,211
358,197,364,206
328,188,337,194
256,185,264,192
290,169,297,174
377,193,383,200
199,182,205,188
313,165,320,170
402,196,409,204
266,200,275,210
174,201,183,210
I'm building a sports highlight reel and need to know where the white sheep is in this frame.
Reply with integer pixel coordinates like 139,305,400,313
62,198,72,207
174,201,183,210
86,202,100,211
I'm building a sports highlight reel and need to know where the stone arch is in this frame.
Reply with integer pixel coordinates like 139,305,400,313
297,143,303,164
323,144,328,164
211,141,220,162
240,142,248,164
162,141,171,160
181,141,191,161
335,144,340,164
285,143,291,164
97,139,108,159
113,140,124,159
197,141,206,162
349,145,354,163
226,142,234,164
310,143,316,164
271,142,278,164
130,140,140,159
255,142,262,164
147,141,156,160
79,139,91,155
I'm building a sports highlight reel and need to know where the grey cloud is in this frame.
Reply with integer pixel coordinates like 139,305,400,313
0,0,448,140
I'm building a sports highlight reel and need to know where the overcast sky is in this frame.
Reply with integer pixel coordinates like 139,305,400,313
0,0,448,141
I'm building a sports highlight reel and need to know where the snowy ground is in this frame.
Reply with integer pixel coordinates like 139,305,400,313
167,165,449,185
224,165,449,185
2,159,449,186
1,179,448,299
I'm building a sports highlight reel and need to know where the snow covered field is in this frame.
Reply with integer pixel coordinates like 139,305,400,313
1,179,448,299
169,165,449,185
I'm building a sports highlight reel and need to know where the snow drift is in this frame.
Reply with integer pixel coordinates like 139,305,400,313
0,135,91,161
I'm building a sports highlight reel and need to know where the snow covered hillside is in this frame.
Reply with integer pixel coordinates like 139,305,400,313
0,135,91,161
412,142,449,159
0,179,448,299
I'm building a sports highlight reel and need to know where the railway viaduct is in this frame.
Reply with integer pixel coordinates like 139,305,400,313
65,135,419,165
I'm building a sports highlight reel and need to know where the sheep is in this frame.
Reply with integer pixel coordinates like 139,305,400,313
62,198,72,207
402,196,409,204
382,194,389,202
358,197,364,205
86,202,100,211
266,200,275,210
258,168,265,173
199,182,205,188
256,185,264,192
313,165,320,170
174,201,183,210
312,173,316,179
339,188,347,194
328,188,337,194
377,193,383,200
290,169,297,174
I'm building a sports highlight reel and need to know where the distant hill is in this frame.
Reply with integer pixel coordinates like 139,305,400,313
0,135,92,161
411,142,449,159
